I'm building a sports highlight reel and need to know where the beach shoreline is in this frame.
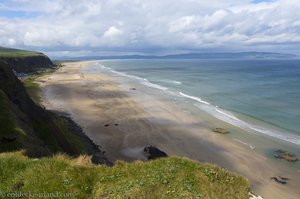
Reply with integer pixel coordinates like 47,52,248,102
38,60,300,198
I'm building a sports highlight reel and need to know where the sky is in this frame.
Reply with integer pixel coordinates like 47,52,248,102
0,0,300,57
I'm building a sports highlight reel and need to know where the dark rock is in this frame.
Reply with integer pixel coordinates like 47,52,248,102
213,128,230,134
144,145,168,160
274,150,298,162
270,176,289,184
114,124,119,126
279,176,289,181
130,88,136,90
104,124,110,127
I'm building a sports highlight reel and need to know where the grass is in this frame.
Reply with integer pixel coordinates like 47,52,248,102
51,114,86,153
0,47,44,58
22,73,52,106
23,77,43,106
0,152,249,199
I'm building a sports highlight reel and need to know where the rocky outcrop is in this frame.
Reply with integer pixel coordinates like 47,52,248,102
270,176,289,184
274,150,298,162
144,146,168,160
213,128,230,134
1,54,55,73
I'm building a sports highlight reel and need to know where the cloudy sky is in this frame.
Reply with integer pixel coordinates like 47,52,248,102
1,0,300,57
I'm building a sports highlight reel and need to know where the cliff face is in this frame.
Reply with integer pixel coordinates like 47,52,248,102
0,60,72,156
1,60,46,155
0,60,109,164
1,54,55,73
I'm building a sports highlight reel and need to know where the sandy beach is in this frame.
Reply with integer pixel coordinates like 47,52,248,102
38,61,300,199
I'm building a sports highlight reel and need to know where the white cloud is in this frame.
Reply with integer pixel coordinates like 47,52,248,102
103,26,122,38
0,0,300,56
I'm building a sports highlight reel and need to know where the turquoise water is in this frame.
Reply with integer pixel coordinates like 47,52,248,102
89,59,300,146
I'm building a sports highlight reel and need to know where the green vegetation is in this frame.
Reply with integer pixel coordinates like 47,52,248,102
25,110,86,155
23,71,54,106
23,76,44,106
0,47,44,58
0,152,249,199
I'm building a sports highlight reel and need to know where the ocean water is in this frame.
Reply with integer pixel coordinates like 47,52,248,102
87,59,300,146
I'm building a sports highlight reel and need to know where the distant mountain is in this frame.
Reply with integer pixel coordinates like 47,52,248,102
67,52,298,60
163,52,298,59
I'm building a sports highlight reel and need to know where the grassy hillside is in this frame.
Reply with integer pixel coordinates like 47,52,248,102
0,47,45,58
0,152,249,199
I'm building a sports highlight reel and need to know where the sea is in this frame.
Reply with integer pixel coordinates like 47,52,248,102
85,59,300,153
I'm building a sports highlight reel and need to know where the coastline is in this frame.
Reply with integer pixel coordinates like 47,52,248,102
38,60,300,198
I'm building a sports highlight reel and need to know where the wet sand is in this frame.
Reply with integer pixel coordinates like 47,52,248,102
38,61,300,199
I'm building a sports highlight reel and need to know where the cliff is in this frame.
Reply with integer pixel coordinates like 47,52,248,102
0,59,109,164
0,47,55,73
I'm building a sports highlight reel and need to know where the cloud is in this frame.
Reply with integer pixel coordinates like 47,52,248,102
103,26,122,38
0,0,300,56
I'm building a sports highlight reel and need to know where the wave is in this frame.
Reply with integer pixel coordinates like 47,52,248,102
179,92,210,105
172,80,182,85
158,79,182,85
142,81,169,91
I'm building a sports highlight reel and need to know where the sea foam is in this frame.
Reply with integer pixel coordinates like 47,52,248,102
179,92,210,105
159,79,182,85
